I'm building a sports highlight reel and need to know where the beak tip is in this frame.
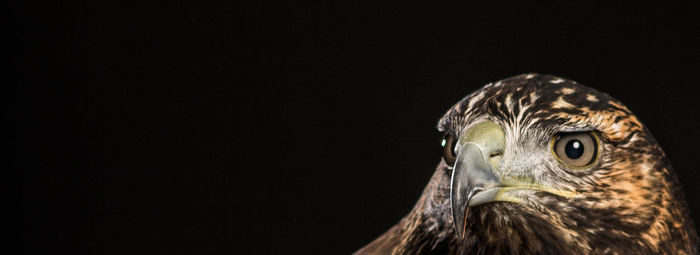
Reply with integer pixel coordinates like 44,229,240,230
450,191,469,239
450,142,501,240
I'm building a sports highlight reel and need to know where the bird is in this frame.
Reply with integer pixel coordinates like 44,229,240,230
355,74,698,254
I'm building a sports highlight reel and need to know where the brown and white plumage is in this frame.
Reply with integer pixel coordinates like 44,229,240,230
356,74,698,254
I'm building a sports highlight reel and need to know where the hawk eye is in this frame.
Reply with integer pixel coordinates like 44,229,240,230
552,132,599,168
441,134,457,166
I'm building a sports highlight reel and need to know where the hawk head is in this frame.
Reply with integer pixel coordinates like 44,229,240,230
356,74,698,254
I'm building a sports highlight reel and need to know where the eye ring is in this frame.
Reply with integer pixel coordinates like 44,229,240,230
441,134,457,166
551,131,600,169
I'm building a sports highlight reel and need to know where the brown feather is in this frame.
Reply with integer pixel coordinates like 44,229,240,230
356,74,699,254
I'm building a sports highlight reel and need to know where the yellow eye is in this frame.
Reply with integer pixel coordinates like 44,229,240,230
441,134,457,166
552,132,599,168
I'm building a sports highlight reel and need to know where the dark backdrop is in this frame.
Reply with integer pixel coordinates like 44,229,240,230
11,1,700,254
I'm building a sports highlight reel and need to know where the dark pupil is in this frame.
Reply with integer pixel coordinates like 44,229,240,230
565,140,584,159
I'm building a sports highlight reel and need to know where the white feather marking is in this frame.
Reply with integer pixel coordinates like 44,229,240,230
551,96,575,109
560,87,575,94
467,89,486,110
586,94,599,102
529,92,538,104
505,93,514,113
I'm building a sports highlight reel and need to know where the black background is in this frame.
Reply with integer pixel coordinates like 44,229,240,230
11,1,700,254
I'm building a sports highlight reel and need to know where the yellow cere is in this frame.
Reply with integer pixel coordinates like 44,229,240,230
493,177,578,204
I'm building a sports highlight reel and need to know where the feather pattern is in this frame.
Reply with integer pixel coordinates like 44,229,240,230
356,74,698,254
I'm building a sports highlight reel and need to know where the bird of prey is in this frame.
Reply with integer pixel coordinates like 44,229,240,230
355,74,698,254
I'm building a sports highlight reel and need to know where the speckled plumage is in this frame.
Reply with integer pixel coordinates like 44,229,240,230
356,74,698,254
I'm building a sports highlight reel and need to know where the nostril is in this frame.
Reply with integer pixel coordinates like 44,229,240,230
490,152,503,158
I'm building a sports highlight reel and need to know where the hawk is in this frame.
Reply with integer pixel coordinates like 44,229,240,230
356,74,698,254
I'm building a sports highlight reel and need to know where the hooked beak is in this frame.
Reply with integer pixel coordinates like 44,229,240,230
448,121,506,239
450,142,501,239
448,121,577,239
